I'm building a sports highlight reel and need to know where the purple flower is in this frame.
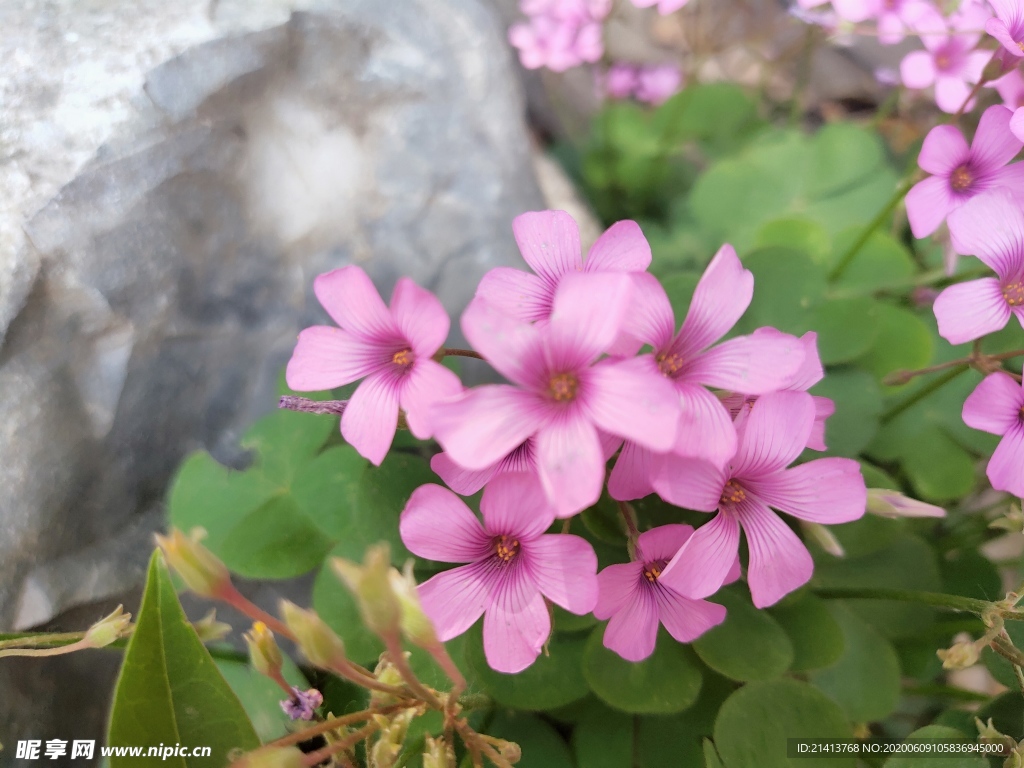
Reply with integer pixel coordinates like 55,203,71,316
962,372,1024,498
400,474,598,673
430,273,680,517
509,0,609,71
280,687,323,720
989,66,1024,109
934,189,1024,343
904,105,1024,239
987,0,1024,58
476,210,652,324
605,246,806,502
430,439,537,496
635,64,683,105
899,4,990,114
651,391,866,608
285,266,461,465
594,525,734,661
601,63,640,100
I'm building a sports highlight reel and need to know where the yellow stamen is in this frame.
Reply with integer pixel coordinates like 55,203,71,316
950,165,972,193
656,352,685,376
549,373,579,402
495,535,520,563
720,480,747,506
392,348,413,366
1004,282,1024,307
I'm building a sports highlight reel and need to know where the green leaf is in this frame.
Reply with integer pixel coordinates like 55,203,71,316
768,593,844,672
809,297,881,365
216,656,307,743
486,713,574,768
738,247,826,335
652,83,760,154
107,552,259,765
809,602,901,722
812,534,941,640
754,217,831,261
693,586,794,682
940,550,1001,602
713,679,853,768
465,624,589,711
636,672,735,768
975,691,1024,739
810,368,883,458
827,229,916,292
898,425,977,503
882,726,988,768
572,704,633,768
855,304,934,389
805,123,885,198
583,626,703,714
704,740,726,768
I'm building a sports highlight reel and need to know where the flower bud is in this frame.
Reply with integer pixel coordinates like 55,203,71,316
976,717,1016,757
423,737,456,768
279,601,346,669
1005,745,1024,768
990,506,1024,533
800,521,844,558
332,545,400,641
244,622,283,679
82,605,132,648
389,561,439,648
370,656,408,707
937,640,980,670
866,489,946,520
229,747,306,768
193,609,231,643
155,528,230,599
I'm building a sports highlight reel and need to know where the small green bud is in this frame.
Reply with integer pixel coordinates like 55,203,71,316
937,640,980,670
229,746,306,768
389,561,439,648
155,528,231,598
193,609,231,643
800,521,844,558
866,489,946,520
370,657,408,707
243,622,283,679
332,544,401,640
279,601,346,669
82,605,132,648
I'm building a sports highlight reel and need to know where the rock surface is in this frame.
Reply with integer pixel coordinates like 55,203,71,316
0,0,544,750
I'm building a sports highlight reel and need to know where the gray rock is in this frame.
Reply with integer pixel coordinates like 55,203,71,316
0,0,543,751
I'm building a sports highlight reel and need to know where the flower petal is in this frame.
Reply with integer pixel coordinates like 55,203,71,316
389,277,450,357
594,562,644,620
900,50,936,89
608,440,656,501
512,210,583,284
681,331,805,394
585,220,653,272
1011,107,1024,142
655,589,727,644
399,360,463,439
475,267,554,323
746,458,866,524
341,371,400,465
947,188,1024,277
736,501,814,608
286,326,381,391
431,385,547,470
905,175,957,239
418,563,493,641
528,534,599,614
546,272,633,367
673,384,738,467
536,412,605,517
809,396,835,451
963,372,1024,435
483,589,550,673
933,278,1012,345
972,105,1022,174
480,472,557,539
637,524,694,563
917,124,970,175
400,484,490,562
430,451,499,496
586,356,680,452
461,298,545,388
660,512,741,599
313,266,395,339
619,272,677,351
675,244,753,357
732,391,815,479
987,423,1024,497
988,17,1024,57
602,587,660,662
650,455,726,511
935,75,973,115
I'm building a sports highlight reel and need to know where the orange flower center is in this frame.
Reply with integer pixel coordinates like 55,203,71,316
494,535,520,563
1004,282,1024,307
950,165,973,192
392,348,413,366
720,480,747,506
656,351,685,376
549,373,579,402
643,558,668,583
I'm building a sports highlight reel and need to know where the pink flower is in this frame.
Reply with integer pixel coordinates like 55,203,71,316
904,105,1024,238
651,391,866,608
509,0,609,71
605,247,806,502
476,211,652,324
601,63,640,100
876,0,939,45
990,67,1024,109
635,64,683,104
721,330,835,452
899,4,990,113
934,189,1024,343
795,0,877,23
987,0,1024,58
431,274,680,516
400,475,598,673
285,266,461,465
630,0,691,14
962,372,1024,498
594,525,733,661
430,439,537,497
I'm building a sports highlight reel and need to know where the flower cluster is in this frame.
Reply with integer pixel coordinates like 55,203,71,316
599,63,684,105
287,211,868,673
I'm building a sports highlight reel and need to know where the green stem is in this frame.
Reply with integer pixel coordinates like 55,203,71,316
813,587,995,615
828,177,913,283
880,365,969,424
